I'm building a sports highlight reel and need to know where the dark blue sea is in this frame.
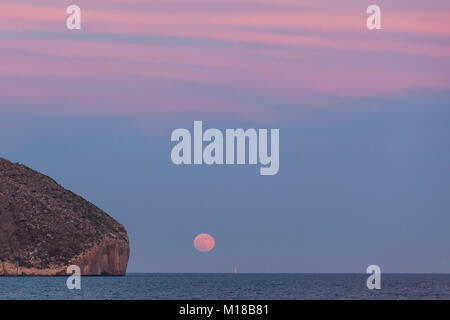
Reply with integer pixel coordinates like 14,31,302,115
0,274,449,300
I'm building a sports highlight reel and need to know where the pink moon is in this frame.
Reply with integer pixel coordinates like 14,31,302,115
194,233,215,252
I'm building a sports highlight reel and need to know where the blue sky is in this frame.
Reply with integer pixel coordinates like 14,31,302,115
1,91,449,272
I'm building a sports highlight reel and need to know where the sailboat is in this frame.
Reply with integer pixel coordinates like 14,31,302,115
234,266,238,274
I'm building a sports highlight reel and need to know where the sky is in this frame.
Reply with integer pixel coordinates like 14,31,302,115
0,0,449,273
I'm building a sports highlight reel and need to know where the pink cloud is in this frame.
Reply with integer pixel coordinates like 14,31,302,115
1,0,449,120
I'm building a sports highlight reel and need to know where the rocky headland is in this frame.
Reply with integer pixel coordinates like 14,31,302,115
0,158,129,276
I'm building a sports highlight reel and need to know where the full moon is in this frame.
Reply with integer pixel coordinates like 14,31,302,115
194,233,215,252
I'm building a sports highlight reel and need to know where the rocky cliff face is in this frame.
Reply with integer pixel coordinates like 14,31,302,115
0,158,129,276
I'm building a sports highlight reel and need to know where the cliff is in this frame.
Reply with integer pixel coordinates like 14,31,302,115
0,158,129,276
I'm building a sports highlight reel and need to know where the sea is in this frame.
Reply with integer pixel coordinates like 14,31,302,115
0,273,449,300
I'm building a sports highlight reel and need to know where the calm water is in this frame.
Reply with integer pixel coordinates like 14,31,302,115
0,274,448,300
